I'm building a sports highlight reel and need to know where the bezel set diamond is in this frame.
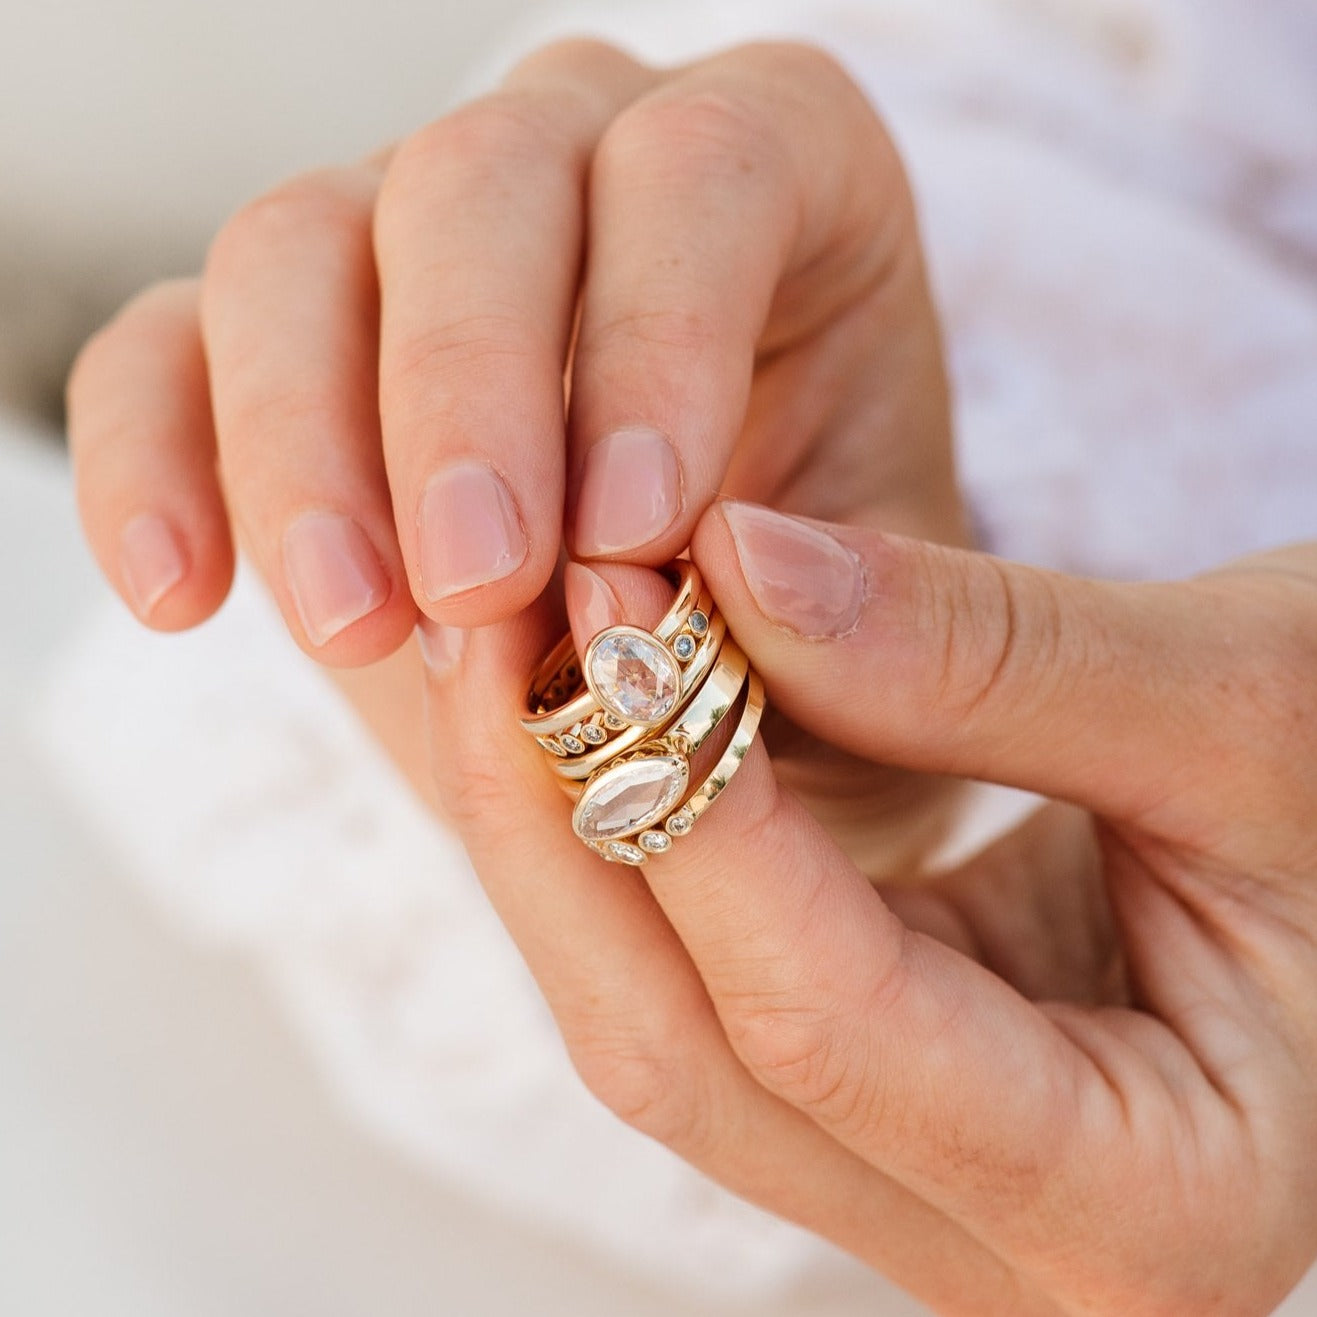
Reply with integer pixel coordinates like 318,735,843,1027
522,562,761,866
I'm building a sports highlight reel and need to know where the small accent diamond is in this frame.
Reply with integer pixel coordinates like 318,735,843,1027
605,841,647,866
559,734,585,754
665,808,695,837
580,722,607,745
603,711,628,731
687,610,709,637
538,736,569,758
638,830,671,853
672,633,696,661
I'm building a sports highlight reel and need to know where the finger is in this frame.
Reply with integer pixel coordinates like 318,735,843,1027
415,596,1029,1312
202,164,417,665
67,279,234,629
566,42,927,561
374,41,659,627
622,693,1112,1230
692,499,1304,836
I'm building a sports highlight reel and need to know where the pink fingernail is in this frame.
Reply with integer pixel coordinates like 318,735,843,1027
119,513,187,618
420,461,527,601
564,561,621,643
282,511,389,646
573,426,681,557
416,618,466,676
722,501,867,638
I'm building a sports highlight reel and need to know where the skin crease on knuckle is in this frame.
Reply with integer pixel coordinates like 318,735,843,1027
203,170,373,299
592,82,792,208
564,1008,715,1155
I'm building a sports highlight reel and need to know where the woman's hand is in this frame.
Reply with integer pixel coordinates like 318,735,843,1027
66,37,959,652
65,36,967,869
414,509,1317,1316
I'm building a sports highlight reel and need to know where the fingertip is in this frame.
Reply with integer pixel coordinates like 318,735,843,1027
288,588,420,668
564,559,675,658
411,540,557,631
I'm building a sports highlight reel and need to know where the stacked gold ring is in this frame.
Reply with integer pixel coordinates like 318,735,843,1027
521,561,765,866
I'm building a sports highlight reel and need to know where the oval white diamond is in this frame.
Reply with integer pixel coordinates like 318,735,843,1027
586,627,681,726
638,830,671,853
573,754,689,843
580,722,607,745
559,733,585,754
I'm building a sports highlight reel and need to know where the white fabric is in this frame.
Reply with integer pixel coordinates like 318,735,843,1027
32,0,1317,1305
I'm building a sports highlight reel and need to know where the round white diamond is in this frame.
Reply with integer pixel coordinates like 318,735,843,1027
580,722,607,745
538,736,569,758
672,633,696,661
605,841,647,866
586,627,681,727
638,830,671,853
573,753,689,843
665,808,695,837
559,733,585,754
602,711,627,730
688,610,709,637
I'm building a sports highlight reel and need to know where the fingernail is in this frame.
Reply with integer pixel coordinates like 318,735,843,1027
415,618,466,676
282,511,389,646
564,561,621,642
722,501,866,638
119,513,187,618
573,426,681,557
420,461,527,601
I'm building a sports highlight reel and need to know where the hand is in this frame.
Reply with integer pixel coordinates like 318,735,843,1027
415,505,1317,1316
66,36,966,868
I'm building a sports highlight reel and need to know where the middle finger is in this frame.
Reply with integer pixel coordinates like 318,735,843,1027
374,40,659,625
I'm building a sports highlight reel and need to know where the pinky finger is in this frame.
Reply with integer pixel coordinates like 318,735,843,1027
67,278,234,629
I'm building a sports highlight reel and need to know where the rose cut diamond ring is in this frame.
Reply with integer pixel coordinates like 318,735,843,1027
522,560,764,866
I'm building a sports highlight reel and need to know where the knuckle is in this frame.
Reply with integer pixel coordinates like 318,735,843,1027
67,279,199,447
723,989,877,1132
929,551,1079,727
380,311,546,430
205,170,370,283
577,304,720,360
379,93,568,220
222,387,339,452
433,751,515,835
720,928,905,1135
385,310,541,384
506,35,637,85
730,39,859,102
565,1011,711,1152
596,85,784,187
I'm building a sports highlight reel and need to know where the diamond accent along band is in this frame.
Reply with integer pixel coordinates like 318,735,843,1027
523,561,764,865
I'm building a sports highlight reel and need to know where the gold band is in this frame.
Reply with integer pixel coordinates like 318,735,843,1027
521,559,765,866
521,560,710,740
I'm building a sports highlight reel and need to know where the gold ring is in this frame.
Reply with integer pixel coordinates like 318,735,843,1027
523,560,765,865
521,560,714,760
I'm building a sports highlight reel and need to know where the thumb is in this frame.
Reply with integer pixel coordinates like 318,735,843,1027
691,499,1280,831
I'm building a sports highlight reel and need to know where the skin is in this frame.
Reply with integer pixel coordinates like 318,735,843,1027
64,37,1317,1316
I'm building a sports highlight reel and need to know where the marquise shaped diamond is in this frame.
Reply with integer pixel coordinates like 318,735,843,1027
572,753,689,844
